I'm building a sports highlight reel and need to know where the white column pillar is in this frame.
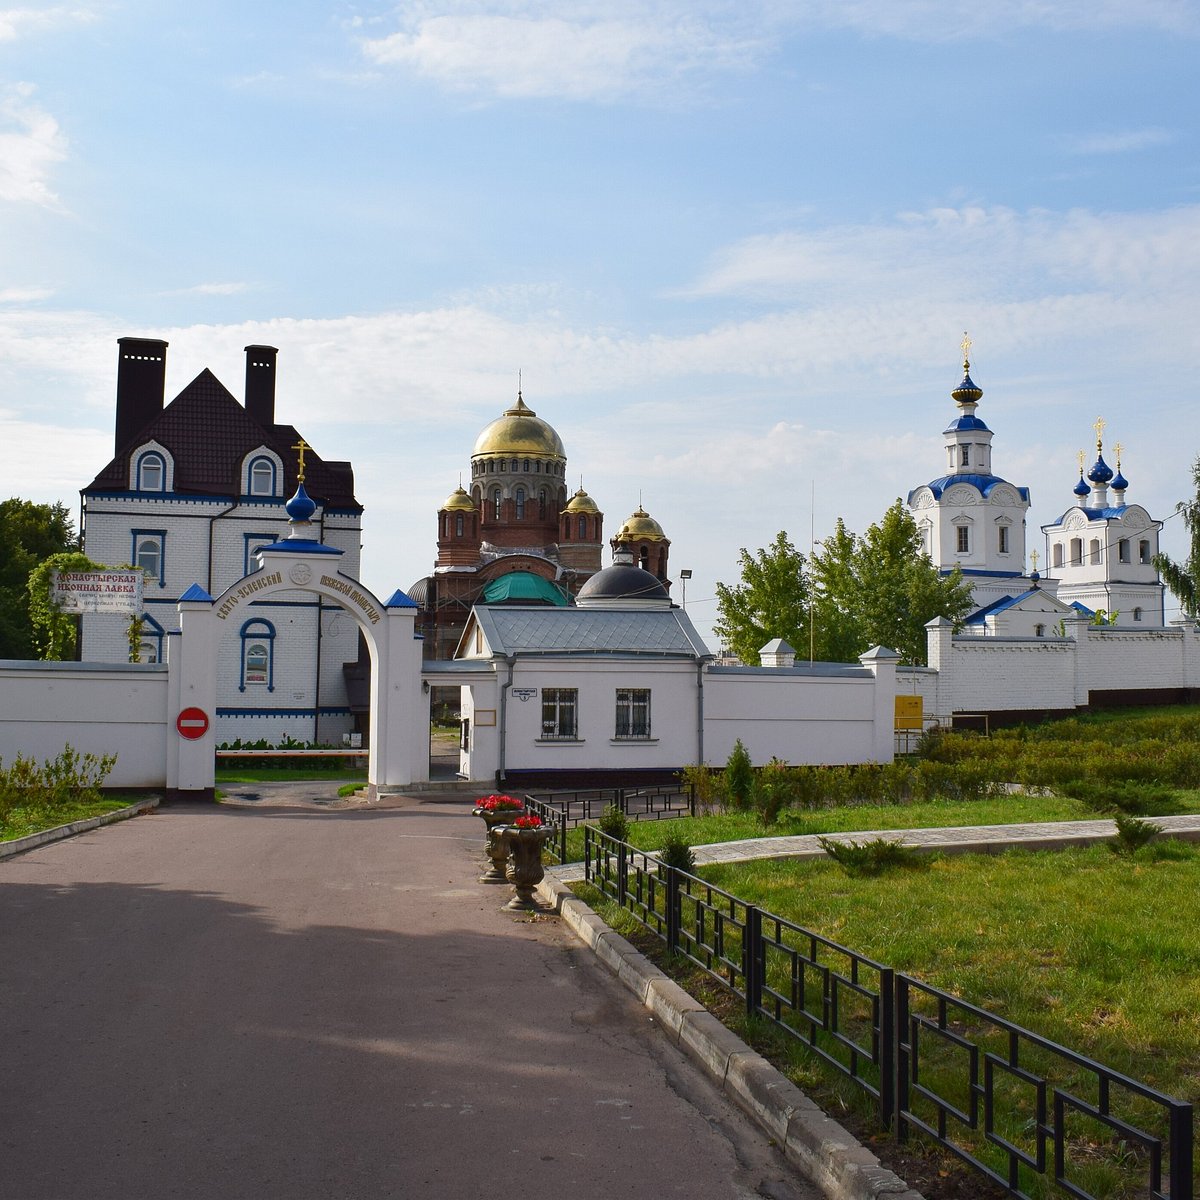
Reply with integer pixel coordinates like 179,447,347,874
171,596,219,800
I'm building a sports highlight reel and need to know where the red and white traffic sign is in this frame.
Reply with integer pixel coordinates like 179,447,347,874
176,707,210,740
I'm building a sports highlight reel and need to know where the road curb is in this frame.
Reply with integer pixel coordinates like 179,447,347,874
539,874,924,1200
0,797,161,860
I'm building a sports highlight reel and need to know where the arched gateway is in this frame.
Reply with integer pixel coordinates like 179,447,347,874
165,482,424,800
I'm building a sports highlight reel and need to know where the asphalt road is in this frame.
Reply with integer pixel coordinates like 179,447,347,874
1,788,819,1200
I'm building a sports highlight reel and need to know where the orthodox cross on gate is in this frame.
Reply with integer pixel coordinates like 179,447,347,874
1093,415,1106,450
291,438,311,483
960,331,972,370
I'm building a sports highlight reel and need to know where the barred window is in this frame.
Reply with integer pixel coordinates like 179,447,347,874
541,688,578,739
615,688,651,739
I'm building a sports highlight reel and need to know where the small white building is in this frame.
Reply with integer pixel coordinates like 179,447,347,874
449,545,898,787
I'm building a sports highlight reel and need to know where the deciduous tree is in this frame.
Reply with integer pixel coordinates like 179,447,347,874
0,499,77,658
1154,454,1200,619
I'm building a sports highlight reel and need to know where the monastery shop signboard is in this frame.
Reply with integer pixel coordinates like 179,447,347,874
51,570,143,615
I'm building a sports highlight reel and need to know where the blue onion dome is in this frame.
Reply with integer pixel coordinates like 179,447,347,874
1111,468,1129,492
1073,473,1090,498
951,370,983,407
1030,568,1041,585
1087,454,1114,485
286,480,318,523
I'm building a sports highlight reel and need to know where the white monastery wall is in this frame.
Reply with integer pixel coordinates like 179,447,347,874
0,661,168,788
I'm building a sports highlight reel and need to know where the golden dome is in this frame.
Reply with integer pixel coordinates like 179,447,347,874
563,488,600,515
440,486,475,512
616,506,667,542
472,394,566,461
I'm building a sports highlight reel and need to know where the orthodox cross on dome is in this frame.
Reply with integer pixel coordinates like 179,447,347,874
1077,448,1085,474
1030,549,1039,573
1114,441,1123,467
960,331,972,370
1092,415,1106,450
291,437,311,483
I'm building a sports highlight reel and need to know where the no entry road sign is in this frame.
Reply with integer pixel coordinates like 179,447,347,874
176,707,210,740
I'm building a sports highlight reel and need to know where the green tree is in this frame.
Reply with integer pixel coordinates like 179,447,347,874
0,499,77,658
713,531,810,665
1154,454,1200,619
811,501,974,665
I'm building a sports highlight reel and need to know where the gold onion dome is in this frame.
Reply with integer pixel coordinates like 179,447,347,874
563,488,600,514
441,486,475,512
617,506,667,542
472,394,566,460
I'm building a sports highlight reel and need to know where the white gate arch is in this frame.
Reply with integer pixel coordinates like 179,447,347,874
165,534,425,799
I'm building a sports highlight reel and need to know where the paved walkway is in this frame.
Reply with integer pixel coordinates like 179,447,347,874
548,812,1200,882
0,785,818,1200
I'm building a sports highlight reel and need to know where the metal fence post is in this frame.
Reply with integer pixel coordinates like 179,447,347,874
894,974,909,1142
744,905,763,1017
879,967,895,1130
618,787,627,815
665,865,680,954
617,839,628,907
1169,1101,1193,1200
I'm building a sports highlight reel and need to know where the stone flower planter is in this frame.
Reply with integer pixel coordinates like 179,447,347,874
495,822,556,911
473,796,525,883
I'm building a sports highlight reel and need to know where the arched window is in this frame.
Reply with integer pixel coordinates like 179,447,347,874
1035,624,1045,638
515,487,525,519
1118,538,1130,563
1053,543,1064,569
239,619,275,692
455,513,464,537
498,458,506,472
1089,538,1102,565
578,515,587,539
137,452,165,492
1070,538,1082,566
997,525,1009,554
492,489,502,520
249,456,276,496
539,488,547,518
640,547,650,570
132,530,165,585
1139,539,1151,564
523,458,530,472
1133,607,1143,622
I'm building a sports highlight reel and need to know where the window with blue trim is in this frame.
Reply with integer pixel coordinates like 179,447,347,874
239,619,275,691
249,456,276,496
137,452,165,492
136,614,165,663
243,533,275,575
132,530,166,586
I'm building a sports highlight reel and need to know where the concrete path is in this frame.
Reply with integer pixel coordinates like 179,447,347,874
548,812,1200,882
0,786,818,1200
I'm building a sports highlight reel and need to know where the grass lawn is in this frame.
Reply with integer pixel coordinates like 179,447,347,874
215,767,368,783
0,796,144,843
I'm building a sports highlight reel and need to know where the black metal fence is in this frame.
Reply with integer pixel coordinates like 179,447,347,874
524,785,693,864
583,826,1194,1200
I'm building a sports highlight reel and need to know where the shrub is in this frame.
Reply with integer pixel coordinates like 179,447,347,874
0,746,115,828
678,763,724,814
659,831,697,874
752,757,795,825
597,803,629,842
1109,814,1163,856
724,740,753,810
817,835,926,877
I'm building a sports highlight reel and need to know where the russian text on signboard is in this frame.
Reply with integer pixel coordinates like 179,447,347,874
51,570,144,615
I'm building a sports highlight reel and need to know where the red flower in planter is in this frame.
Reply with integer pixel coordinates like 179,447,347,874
476,793,523,812
513,813,543,828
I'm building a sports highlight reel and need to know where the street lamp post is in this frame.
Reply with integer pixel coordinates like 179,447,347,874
679,568,692,609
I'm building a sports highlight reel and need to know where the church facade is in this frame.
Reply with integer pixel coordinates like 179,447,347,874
80,337,363,744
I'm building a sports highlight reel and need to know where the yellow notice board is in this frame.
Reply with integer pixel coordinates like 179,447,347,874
894,695,923,731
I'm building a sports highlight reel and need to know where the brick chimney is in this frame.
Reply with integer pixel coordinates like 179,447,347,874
115,337,168,453
244,344,278,426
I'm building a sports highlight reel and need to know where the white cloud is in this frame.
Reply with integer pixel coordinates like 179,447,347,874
0,83,68,209
0,285,53,302
1067,128,1175,155
0,6,98,42
168,282,254,296
362,2,766,102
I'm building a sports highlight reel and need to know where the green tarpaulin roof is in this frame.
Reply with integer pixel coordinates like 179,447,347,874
481,572,567,606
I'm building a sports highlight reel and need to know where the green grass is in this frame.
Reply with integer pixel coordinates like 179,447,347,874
0,796,143,843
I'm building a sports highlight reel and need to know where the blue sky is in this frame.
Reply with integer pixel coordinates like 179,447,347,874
4,1,1200,642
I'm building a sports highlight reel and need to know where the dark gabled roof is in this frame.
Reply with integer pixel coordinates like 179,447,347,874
85,368,360,510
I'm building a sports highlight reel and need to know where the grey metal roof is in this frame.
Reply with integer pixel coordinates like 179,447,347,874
470,605,711,658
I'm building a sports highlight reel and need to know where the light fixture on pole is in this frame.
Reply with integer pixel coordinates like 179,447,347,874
679,568,692,609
